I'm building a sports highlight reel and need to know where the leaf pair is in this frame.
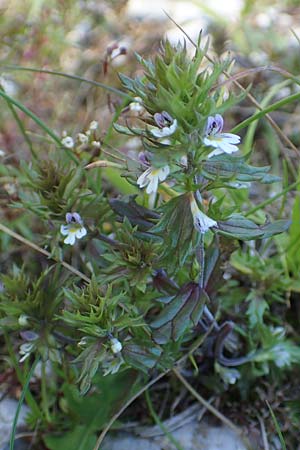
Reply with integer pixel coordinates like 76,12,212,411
151,282,209,344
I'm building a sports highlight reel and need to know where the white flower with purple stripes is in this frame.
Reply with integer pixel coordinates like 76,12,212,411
151,111,177,138
203,114,241,158
137,165,170,195
60,212,87,245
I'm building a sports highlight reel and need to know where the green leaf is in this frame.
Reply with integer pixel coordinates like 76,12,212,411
246,291,269,328
260,219,291,239
151,282,208,343
109,195,159,231
151,194,196,269
287,194,300,274
44,426,97,450
202,154,280,184
217,215,263,240
123,341,162,372
216,215,290,241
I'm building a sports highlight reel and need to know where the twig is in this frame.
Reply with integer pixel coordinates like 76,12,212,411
172,367,242,435
258,415,270,450
0,222,90,283
172,369,253,450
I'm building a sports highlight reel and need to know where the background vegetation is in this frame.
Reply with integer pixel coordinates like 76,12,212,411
0,1,300,449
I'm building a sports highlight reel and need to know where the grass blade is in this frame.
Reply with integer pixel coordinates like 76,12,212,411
266,401,287,450
1,65,132,99
9,358,40,450
145,389,184,450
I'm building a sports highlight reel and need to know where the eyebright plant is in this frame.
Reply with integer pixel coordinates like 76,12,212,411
0,36,296,433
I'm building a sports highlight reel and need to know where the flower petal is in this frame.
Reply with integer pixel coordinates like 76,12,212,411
193,210,217,233
218,141,239,154
64,232,76,245
146,174,158,194
151,119,177,138
158,165,170,181
190,196,217,234
75,227,87,239
219,133,241,144
137,168,151,188
207,148,224,158
60,225,69,235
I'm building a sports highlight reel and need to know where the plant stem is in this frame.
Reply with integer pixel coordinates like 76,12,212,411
41,360,51,423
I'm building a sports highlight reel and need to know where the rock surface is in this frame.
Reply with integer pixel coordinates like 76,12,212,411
102,419,247,450
0,397,29,448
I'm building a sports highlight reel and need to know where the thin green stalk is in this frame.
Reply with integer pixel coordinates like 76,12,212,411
2,91,36,158
232,91,300,135
41,360,51,423
1,65,132,99
245,178,300,216
243,79,291,153
197,234,205,288
145,389,184,450
0,89,78,164
9,358,40,450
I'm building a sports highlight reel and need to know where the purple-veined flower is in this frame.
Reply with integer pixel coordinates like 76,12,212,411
137,165,170,194
151,111,177,138
189,194,217,234
203,114,240,158
60,212,87,245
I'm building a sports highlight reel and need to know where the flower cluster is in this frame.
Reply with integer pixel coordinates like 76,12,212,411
61,120,101,151
136,111,241,234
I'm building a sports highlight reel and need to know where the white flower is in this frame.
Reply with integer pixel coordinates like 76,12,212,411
189,195,217,234
272,344,291,368
203,114,240,158
89,120,98,130
61,136,74,149
18,314,30,327
137,165,170,194
19,342,35,362
151,111,177,138
151,120,177,138
129,97,144,113
91,140,101,148
77,133,88,144
60,212,87,245
110,338,122,354
0,149,5,157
